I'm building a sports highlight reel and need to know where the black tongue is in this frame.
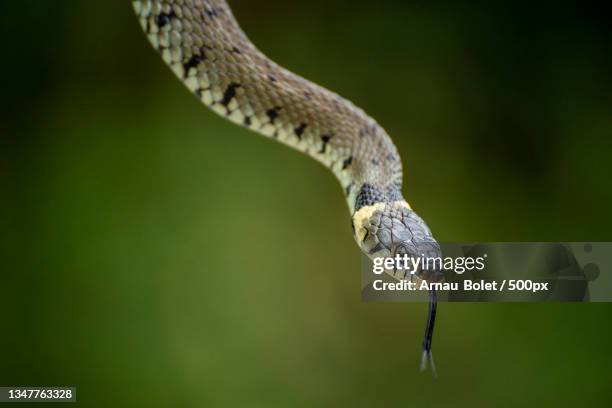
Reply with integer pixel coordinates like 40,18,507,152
420,288,438,378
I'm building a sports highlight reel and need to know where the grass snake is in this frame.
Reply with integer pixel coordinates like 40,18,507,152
133,0,442,375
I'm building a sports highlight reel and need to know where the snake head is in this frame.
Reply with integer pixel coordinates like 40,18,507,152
352,201,443,282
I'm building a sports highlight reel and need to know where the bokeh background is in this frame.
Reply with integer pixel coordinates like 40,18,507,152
2,0,612,406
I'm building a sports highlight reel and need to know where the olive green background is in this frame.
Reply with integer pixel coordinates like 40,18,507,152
2,1,611,407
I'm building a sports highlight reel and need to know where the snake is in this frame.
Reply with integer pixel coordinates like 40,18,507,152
133,0,442,373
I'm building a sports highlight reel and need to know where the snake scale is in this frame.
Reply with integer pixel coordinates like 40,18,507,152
133,0,442,373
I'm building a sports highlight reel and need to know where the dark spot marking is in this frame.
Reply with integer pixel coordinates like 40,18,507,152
342,156,353,169
183,55,205,78
204,8,218,18
243,116,251,127
371,159,379,166
294,123,307,139
267,74,277,82
266,107,281,123
304,91,313,100
319,134,332,154
231,46,241,54
355,184,383,210
355,183,402,211
155,10,176,28
220,83,241,107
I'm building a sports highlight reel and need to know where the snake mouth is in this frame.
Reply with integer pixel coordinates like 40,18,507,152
398,262,446,283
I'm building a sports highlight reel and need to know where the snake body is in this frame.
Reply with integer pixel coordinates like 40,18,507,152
134,0,441,372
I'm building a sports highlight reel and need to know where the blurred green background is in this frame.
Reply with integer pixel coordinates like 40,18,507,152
2,0,612,407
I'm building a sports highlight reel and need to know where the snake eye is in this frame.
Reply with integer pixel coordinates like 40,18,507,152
395,244,409,256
